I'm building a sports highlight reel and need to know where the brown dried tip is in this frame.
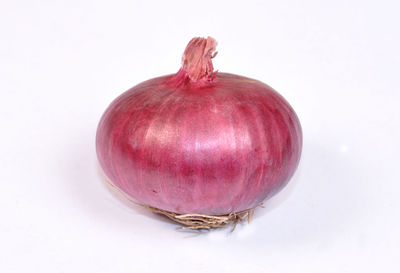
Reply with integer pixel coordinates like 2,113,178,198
181,36,218,82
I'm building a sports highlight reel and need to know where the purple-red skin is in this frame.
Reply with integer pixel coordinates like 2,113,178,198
96,71,302,215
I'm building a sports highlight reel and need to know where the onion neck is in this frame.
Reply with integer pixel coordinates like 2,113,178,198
169,36,218,87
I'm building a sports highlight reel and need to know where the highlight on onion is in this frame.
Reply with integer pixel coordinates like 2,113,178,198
96,37,302,229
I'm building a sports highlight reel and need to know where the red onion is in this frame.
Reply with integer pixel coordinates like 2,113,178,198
96,37,302,222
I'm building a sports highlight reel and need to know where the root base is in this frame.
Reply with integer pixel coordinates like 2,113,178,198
147,205,263,231
105,178,262,231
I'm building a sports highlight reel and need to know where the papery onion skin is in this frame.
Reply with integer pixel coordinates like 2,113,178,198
96,37,302,215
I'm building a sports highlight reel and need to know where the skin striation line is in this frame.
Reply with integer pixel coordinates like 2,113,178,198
257,94,289,204
109,89,149,196
117,89,151,198
182,102,201,213
121,90,153,198
214,94,238,214
158,93,188,212
174,102,193,213
264,103,285,199
259,92,298,202
174,102,188,213
156,98,182,209
225,98,244,213
139,88,180,209
196,98,217,213
229,99,257,212
246,100,269,209
183,99,203,213
272,97,302,190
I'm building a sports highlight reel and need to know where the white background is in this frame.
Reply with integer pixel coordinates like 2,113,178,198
1,0,399,272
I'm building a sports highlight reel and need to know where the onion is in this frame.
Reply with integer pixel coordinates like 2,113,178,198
96,37,302,228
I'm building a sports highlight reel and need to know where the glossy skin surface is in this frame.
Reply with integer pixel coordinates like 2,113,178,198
96,73,302,215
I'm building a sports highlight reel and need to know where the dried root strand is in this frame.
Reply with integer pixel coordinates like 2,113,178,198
146,204,264,231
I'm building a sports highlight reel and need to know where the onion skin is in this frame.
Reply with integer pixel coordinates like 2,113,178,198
96,38,302,215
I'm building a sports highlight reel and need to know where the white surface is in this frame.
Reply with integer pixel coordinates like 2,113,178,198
1,0,399,272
